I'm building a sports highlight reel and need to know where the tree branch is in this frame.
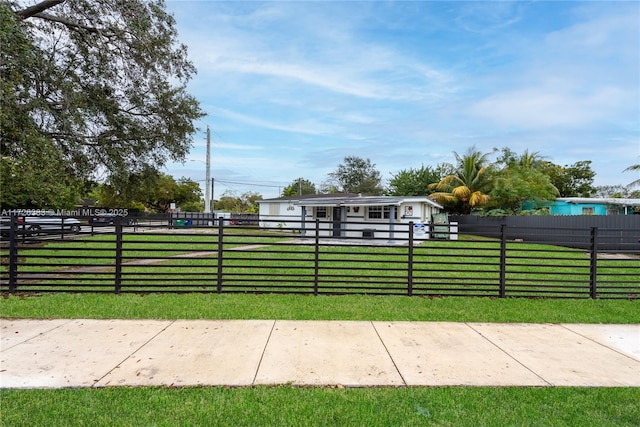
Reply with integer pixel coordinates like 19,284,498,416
31,12,113,35
16,0,66,19
18,2,115,36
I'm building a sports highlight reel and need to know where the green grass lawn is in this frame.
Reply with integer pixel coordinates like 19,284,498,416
1,386,638,427
1,293,639,323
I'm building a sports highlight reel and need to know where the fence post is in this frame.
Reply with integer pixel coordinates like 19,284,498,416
407,222,414,296
216,216,224,293
313,219,320,296
114,216,123,293
8,215,19,293
499,224,507,298
589,227,598,299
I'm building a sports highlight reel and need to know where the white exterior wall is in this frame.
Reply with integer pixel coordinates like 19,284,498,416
257,200,304,231
258,199,446,241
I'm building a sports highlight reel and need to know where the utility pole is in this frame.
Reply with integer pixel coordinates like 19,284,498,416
205,126,211,213
211,177,216,212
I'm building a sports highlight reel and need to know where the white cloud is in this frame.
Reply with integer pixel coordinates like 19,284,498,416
211,107,342,136
466,4,638,131
175,3,457,103
454,1,523,34
469,85,630,128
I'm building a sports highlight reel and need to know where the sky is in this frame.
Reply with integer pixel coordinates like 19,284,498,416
163,0,640,200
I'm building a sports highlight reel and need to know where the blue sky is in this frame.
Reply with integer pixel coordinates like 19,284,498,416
164,1,639,199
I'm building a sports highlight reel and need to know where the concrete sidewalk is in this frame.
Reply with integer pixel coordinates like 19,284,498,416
1,319,638,389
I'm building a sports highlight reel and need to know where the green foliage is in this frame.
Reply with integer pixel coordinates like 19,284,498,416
487,148,558,214
2,0,204,186
386,164,441,196
0,137,81,209
539,160,596,197
0,4,39,156
282,178,316,197
215,191,262,213
0,4,83,209
593,184,639,199
95,171,202,212
428,146,492,214
328,156,383,195
174,178,204,212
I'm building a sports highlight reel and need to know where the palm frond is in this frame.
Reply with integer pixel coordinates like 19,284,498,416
428,192,459,205
452,186,471,200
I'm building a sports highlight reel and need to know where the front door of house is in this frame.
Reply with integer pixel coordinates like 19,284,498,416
332,207,341,237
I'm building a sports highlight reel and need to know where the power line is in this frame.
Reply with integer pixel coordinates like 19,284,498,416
187,178,285,187
214,179,285,188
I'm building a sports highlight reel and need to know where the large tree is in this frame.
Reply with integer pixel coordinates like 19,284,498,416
215,191,262,213
282,178,316,197
1,0,204,196
386,164,441,196
327,156,383,195
487,148,558,214
428,146,492,214
96,170,202,212
539,160,596,197
0,136,80,209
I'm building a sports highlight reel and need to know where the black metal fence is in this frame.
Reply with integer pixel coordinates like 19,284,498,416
1,215,639,299
169,212,259,226
450,215,640,251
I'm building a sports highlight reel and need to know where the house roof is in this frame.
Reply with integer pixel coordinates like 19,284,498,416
257,193,361,203
259,194,442,209
557,198,640,206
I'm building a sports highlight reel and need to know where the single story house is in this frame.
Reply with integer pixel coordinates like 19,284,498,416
257,194,451,240
546,198,640,216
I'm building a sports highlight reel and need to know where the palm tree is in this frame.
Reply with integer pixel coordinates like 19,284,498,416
624,164,640,188
428,146,492,214
517,149,545,169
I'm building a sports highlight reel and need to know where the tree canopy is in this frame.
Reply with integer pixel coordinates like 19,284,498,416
215,191,262,213
1,0,204,203
538,160,596,197
487,148,558,214
386,164,441,196
428,146,492,214
94,170,202,213
327,156,383,195
0,137,80,209
282,178,316,197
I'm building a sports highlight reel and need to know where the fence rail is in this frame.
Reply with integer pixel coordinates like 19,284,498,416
1,215,639,299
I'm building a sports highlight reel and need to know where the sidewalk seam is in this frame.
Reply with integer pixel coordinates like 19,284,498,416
91,319,176,388
370,321,407,386
559,324,640,363
0,319,74,353
252,320,277,385
464,322,553,387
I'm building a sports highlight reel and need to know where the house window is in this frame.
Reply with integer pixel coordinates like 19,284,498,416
367,206,397,220
368,206,382,219
582,207,594,215
269,203,279,216
314,207,328,218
